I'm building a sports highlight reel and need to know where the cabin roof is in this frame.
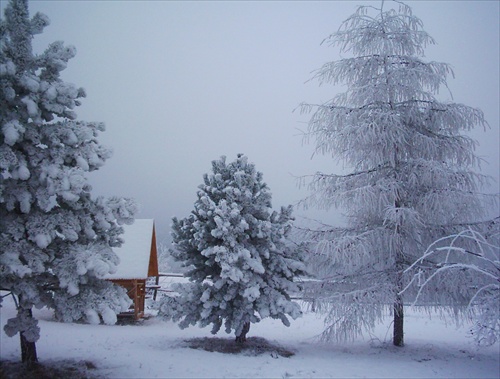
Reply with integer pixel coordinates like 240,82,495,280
105,219,158,280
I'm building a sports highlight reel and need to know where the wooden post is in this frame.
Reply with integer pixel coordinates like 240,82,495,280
153,275,160,301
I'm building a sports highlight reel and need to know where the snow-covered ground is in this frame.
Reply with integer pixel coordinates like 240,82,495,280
1,292,498,378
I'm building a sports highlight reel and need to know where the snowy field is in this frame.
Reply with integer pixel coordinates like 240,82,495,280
1,292,498,379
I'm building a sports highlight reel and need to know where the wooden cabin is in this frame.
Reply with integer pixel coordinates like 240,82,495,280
105,219,159,320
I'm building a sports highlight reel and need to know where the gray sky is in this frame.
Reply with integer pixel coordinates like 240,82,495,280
7,0,500,243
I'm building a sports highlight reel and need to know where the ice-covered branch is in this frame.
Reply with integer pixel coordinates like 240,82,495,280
404,228,499,345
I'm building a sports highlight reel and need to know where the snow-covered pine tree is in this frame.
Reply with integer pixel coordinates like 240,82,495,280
158,154,305,343
0,0,137,365
298,1,496,347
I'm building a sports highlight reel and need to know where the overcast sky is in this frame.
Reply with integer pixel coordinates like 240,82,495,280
4,1,499,243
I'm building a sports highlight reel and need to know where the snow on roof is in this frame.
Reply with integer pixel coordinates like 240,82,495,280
105,219,156,280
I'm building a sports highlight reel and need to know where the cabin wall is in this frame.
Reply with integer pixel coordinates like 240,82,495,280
148,225,159,277
110,279,146,320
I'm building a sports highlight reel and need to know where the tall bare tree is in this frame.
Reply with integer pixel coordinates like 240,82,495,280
299,1,494,346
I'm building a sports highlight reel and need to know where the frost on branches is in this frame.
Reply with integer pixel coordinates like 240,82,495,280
404,221,500,346
0,0,137,363
298,2,496,346
158,154,305,342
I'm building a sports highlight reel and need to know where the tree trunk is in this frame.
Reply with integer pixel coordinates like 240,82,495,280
20,308,38,367
393,197,405,347
393,293,404,347
235,322,250,344
393,256,405,346
16,295,38,367
20,330,38,367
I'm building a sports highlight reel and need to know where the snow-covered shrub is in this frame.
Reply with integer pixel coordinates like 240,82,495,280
404,222,499,346
157,154,305,342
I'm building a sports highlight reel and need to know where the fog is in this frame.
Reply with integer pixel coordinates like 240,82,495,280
6,1,499,243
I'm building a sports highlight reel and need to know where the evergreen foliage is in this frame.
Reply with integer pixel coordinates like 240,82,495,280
158,154,305,341
0,0,137,363
298,1,496,346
